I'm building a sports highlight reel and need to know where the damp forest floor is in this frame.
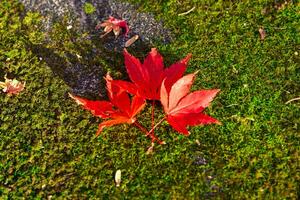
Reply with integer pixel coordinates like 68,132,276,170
0,0,299,199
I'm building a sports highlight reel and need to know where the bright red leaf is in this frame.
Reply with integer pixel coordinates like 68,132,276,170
123,48,192,100
70,74,145,135
160,73,220,135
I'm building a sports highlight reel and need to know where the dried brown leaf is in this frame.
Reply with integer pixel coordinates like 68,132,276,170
259,28,266,40
0,76,25,95
125,35,139,47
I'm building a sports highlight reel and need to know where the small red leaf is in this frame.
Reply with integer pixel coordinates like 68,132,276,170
71,74,145,135
161,73,220,135
96,16,129,37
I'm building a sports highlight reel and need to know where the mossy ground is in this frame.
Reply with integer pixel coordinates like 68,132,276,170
0,0,299,199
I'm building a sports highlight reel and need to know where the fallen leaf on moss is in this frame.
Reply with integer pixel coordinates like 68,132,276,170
274,1,289,11
259,28,266,40
160,73,220,135
69,74,145,135
0,76,25,95
96,16,129,38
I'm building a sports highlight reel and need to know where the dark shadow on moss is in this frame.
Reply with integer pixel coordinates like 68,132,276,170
27,31,179,100
28,43,107,99
19,0,180,100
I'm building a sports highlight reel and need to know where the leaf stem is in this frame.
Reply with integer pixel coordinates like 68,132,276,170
285,97,300,104
151,100,155,130
148,116,166,136
133,121,164,144
133,121,148,134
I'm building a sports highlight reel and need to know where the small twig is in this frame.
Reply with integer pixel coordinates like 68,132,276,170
273,27,288,30
125,35,139,47
225,104,238,107
133,121,148,134
178,6,196,16
285,97,300,104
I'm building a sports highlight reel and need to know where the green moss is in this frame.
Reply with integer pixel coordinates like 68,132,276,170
0,0,299,199
83,2,96,14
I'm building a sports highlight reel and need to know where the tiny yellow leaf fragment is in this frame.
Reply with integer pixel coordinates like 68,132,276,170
146,142,155,155
68,93,84,105
115,170,121,187
0,76,25,95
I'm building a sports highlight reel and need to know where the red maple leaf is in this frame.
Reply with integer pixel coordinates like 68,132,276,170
96,16,129,37
70,74,145,135
122,48,192,100
160,73,220,135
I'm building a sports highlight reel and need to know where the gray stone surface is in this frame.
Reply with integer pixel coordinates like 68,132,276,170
20,0,172,50
19,0,172,99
